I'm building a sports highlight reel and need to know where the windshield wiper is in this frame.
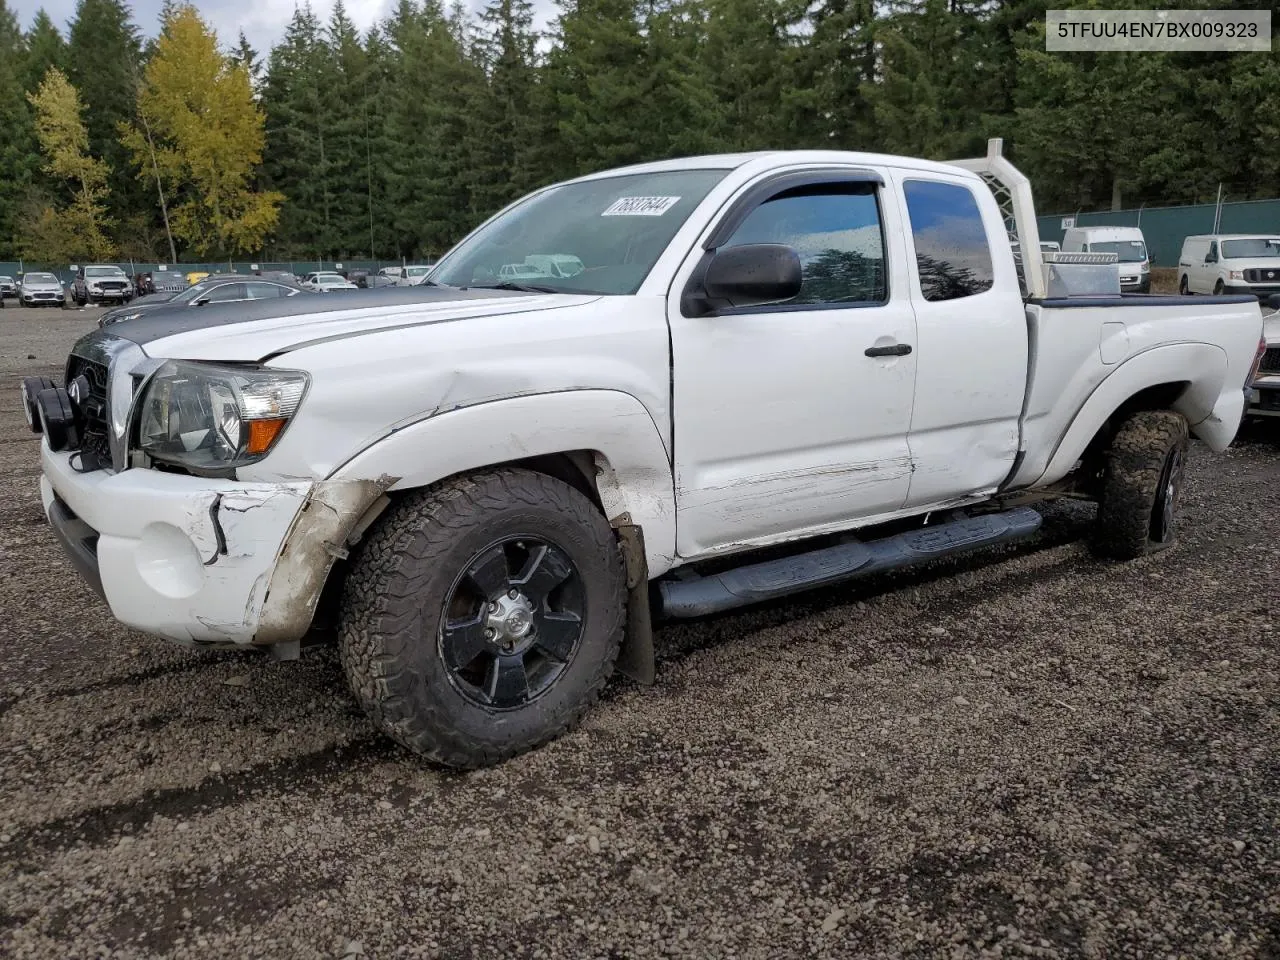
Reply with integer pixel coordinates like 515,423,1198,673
466,281,563,294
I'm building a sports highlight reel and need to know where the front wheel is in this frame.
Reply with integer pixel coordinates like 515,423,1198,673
339,468,626,768
1090,410,1190,561
1213,279,1225,295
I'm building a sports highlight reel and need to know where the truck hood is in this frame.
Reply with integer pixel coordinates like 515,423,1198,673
88,286,601,362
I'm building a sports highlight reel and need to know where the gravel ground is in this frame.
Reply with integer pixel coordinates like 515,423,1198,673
1,305,1278,959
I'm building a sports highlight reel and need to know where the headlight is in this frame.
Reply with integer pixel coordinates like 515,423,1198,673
1229,270,1244,280
137,361,308,471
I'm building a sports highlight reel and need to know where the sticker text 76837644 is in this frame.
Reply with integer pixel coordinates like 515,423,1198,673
601,196,682,217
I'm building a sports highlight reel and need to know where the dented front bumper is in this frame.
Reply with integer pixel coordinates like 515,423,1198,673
40,444,389,648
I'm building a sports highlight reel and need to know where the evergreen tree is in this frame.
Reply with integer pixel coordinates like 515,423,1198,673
325,1,373,255
466,0,540,217
800,0,880,149
861,0,999,159
700,0,802,151
363,27,399,258
0,0,36,257
233,30,262,88
540,0,648,179
66,0,144,229
22,9,69,93
260,4,335,257
383,0,483,256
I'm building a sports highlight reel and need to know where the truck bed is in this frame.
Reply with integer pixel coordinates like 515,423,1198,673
1006,294,1265,490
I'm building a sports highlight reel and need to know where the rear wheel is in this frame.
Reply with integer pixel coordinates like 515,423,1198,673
1090,410,1189,561
339,468,626,768
1178,275,1189,295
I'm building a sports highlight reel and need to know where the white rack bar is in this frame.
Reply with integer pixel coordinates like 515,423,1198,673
948,138,1047,300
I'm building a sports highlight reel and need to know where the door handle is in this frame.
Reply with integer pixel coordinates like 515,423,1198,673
865,343,913,357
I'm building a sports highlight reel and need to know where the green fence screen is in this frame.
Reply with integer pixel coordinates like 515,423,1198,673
1036,199,1280,267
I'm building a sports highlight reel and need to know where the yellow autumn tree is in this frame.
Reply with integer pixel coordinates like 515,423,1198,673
21,67,115,262
123,5,281,257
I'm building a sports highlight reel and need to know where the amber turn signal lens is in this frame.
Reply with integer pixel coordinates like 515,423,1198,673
246,418,288,455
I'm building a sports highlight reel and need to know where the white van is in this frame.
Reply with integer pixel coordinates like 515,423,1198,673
1178,234,1280,297
1062,226,1151,293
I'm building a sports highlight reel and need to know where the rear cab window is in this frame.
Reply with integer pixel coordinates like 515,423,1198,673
902,179,994,301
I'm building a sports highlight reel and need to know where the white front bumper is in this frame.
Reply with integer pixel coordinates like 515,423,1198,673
40,445,387,647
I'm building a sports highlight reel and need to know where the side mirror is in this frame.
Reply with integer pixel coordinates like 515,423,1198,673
701,243,802,311
193,296,210,306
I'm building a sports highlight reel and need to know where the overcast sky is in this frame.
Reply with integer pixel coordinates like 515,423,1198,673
11,0,560,54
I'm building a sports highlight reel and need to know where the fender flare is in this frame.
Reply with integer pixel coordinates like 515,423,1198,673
327,389,678,576
1036,342,1228,487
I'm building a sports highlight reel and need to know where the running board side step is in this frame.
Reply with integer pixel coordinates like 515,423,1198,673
656,507,1043,618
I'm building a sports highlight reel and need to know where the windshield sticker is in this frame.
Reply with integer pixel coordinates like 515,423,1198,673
602,196,682,217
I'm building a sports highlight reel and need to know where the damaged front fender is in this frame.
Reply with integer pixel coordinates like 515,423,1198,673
247,477,394,645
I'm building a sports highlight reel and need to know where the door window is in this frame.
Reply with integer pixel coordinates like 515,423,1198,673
202,283,246,302
903,179,995,302
719,183,888,306
244,282,289,300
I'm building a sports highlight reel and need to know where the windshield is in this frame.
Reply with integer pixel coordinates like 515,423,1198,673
1089,240,1147,262
1222,238,1280,259
431,169,731,294
317,274,345,282
86,266,124,277
25,273,57,283
406,266,431,276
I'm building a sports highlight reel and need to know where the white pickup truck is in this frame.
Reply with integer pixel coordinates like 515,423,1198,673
22,140,1266,768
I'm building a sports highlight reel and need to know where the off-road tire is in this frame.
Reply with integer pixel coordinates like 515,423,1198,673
1091,409,1189,561
339,468,626,769
1178,275,1189,295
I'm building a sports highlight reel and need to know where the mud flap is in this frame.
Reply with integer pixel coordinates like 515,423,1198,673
612,519,655,685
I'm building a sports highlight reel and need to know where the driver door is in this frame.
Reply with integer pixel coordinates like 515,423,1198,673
668,169,918,558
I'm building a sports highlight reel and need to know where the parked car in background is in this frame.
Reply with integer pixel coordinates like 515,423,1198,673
301,271,359,292
71,264,132,306
25,140,1266,769
347,269,372,288
366,274,398,288
395,265,434,286
497,262,555,283
523,254,586,278
17,272,67,307
98,275,306,327
1179,234,1280,297
150,272,189,295
1062,226,1151,293
185,271,210,285
0,275,16,299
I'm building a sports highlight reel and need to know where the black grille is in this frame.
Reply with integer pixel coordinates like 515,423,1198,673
1246,267,1280,283
65,355,112,466
1260,348,1280,375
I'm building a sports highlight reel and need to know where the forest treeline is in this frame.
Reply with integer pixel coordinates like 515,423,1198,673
1,0,1277,263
